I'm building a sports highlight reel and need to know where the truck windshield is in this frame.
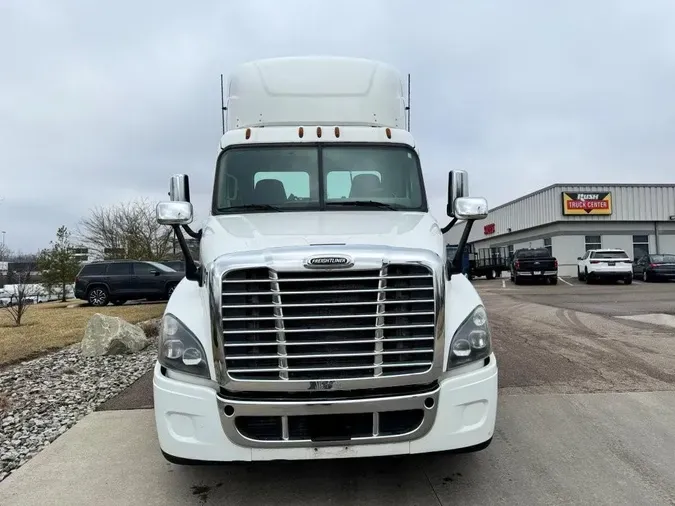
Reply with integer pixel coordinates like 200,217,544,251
212,144,427,213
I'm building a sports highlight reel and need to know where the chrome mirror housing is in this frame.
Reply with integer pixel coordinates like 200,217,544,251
453,197,488,220
156,201,194,225
169,174,191,202
446,170,469,217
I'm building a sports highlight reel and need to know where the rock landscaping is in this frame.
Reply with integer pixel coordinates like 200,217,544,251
0,315,161,482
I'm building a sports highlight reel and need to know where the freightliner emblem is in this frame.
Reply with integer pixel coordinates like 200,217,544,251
304,255,354,269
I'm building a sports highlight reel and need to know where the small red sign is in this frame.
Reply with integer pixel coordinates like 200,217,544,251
483,223,496,235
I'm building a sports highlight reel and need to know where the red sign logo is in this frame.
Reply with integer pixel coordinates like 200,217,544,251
484,223,496,235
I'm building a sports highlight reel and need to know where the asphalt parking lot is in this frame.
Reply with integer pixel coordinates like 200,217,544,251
492,275,675,318
1,278,674,505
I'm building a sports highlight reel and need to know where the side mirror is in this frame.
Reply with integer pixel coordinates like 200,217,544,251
156,201,194,225
453,197,488,220
446,170,469,217
169,174,191,202
577,257,582,261
149,269,160,276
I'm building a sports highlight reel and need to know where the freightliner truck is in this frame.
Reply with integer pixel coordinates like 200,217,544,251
153,56,498,463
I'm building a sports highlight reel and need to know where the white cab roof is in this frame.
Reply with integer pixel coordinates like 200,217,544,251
225,56,407,130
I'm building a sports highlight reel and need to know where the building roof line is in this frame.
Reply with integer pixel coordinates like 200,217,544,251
488,182,675,214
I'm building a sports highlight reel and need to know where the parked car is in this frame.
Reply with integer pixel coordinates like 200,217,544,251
74,260,185,306
577,249,633,284
510,248,558,285
159,260,185,272
632,253,675,282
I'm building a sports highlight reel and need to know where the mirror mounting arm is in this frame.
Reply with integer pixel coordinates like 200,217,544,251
182,225,202,240
447,219,475,277
440,217,457,234
173,225,202,286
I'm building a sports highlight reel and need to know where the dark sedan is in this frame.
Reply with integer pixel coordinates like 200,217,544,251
633,254,675,282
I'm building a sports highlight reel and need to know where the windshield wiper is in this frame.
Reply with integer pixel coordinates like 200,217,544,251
327,200,402,210
220,204,281,212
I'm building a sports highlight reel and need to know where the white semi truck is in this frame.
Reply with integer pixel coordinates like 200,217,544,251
153,56,498,463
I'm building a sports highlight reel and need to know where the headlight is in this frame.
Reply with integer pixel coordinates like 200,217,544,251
159,314,210,378
447,305,492,369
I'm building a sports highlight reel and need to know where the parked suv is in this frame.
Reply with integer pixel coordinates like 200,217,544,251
577,249,633,284
74,260,185,306
159,260,185,271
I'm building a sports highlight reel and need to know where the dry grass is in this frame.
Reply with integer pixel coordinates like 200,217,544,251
0,301,166,366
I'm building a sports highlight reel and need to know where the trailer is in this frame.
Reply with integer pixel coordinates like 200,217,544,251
469,246,510,280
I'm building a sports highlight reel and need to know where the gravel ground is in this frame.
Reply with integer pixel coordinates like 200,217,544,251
0,318,160,482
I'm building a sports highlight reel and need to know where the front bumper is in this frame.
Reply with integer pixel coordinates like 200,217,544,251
153,355,498,462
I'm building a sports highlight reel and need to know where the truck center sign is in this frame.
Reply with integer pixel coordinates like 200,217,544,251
561,192,612,215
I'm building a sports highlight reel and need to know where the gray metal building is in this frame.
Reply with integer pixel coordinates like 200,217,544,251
444,184,675,277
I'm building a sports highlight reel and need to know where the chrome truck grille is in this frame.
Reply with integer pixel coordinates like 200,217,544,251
220,264,435,382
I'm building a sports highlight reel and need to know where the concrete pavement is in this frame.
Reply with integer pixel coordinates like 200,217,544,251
2,280,675,505
2,392,675,505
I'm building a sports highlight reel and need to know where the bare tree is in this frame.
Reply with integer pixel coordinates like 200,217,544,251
0,243,12,261
77,198,174,261
0,246,12,288
3,261,39,326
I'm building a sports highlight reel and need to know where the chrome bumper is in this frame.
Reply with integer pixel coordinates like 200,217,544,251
216,386,440,449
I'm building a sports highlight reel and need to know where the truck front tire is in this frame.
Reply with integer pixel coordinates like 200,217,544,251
452,437,493,454
160,450,227,467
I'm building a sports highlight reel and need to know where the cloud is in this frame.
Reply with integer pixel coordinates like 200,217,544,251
1,0,674,251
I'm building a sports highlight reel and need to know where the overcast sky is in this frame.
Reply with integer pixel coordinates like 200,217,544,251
1,0,674,253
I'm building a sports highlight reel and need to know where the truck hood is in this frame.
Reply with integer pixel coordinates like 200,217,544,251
200,211,443,262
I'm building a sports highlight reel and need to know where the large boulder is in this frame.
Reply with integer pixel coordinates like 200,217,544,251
81,313,149,357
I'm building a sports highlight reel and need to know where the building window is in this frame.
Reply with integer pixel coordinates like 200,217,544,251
585,235,601,251
632,235,649,260
543,238,552,256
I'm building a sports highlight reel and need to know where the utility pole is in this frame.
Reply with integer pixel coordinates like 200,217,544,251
0,196,4,248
